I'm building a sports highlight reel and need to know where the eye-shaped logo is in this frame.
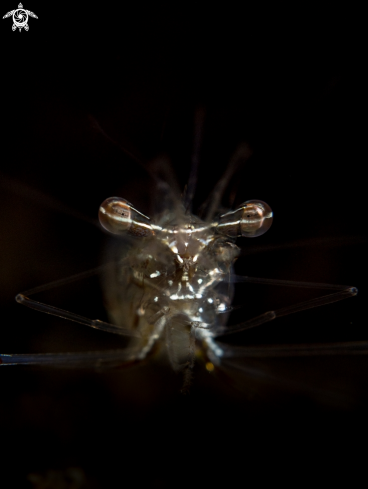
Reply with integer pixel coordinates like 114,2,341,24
3,3,38,31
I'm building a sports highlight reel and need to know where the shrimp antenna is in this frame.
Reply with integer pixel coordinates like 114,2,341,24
183,107,206,212
0,172,100,228
89,114,179,200
201,142,253,222
90,114,184,216
88,114,145,166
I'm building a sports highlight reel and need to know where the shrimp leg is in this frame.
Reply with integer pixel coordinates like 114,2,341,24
15,264,138,338
1,314,168,368
216,341,368,359
0,348,142,368
214,277,357,337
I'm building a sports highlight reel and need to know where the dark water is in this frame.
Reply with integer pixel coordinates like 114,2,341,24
0,6,365,487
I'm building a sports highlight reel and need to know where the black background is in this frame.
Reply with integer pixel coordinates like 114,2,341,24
0,3,366,487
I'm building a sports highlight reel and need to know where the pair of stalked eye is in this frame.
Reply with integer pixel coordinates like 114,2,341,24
217,200,273,238
99,197,154,237
99,197,273,238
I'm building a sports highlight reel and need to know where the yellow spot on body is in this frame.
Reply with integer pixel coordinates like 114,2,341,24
205,362,214,372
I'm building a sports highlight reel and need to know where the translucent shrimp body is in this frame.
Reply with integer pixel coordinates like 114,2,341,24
99,198,257,375
1,171,358,390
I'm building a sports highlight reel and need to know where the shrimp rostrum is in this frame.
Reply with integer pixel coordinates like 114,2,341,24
0,150,362,391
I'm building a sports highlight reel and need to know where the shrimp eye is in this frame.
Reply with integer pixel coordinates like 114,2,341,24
239,200,273,237
217,200,273,238
99,197,153,237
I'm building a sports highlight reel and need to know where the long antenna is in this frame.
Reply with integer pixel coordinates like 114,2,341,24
184,107,206,212
202,142,252,222
88,114,144,166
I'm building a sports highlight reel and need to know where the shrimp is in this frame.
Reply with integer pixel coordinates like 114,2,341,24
0,123,361,394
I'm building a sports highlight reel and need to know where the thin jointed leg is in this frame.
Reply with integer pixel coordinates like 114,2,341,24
214,276,357,338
